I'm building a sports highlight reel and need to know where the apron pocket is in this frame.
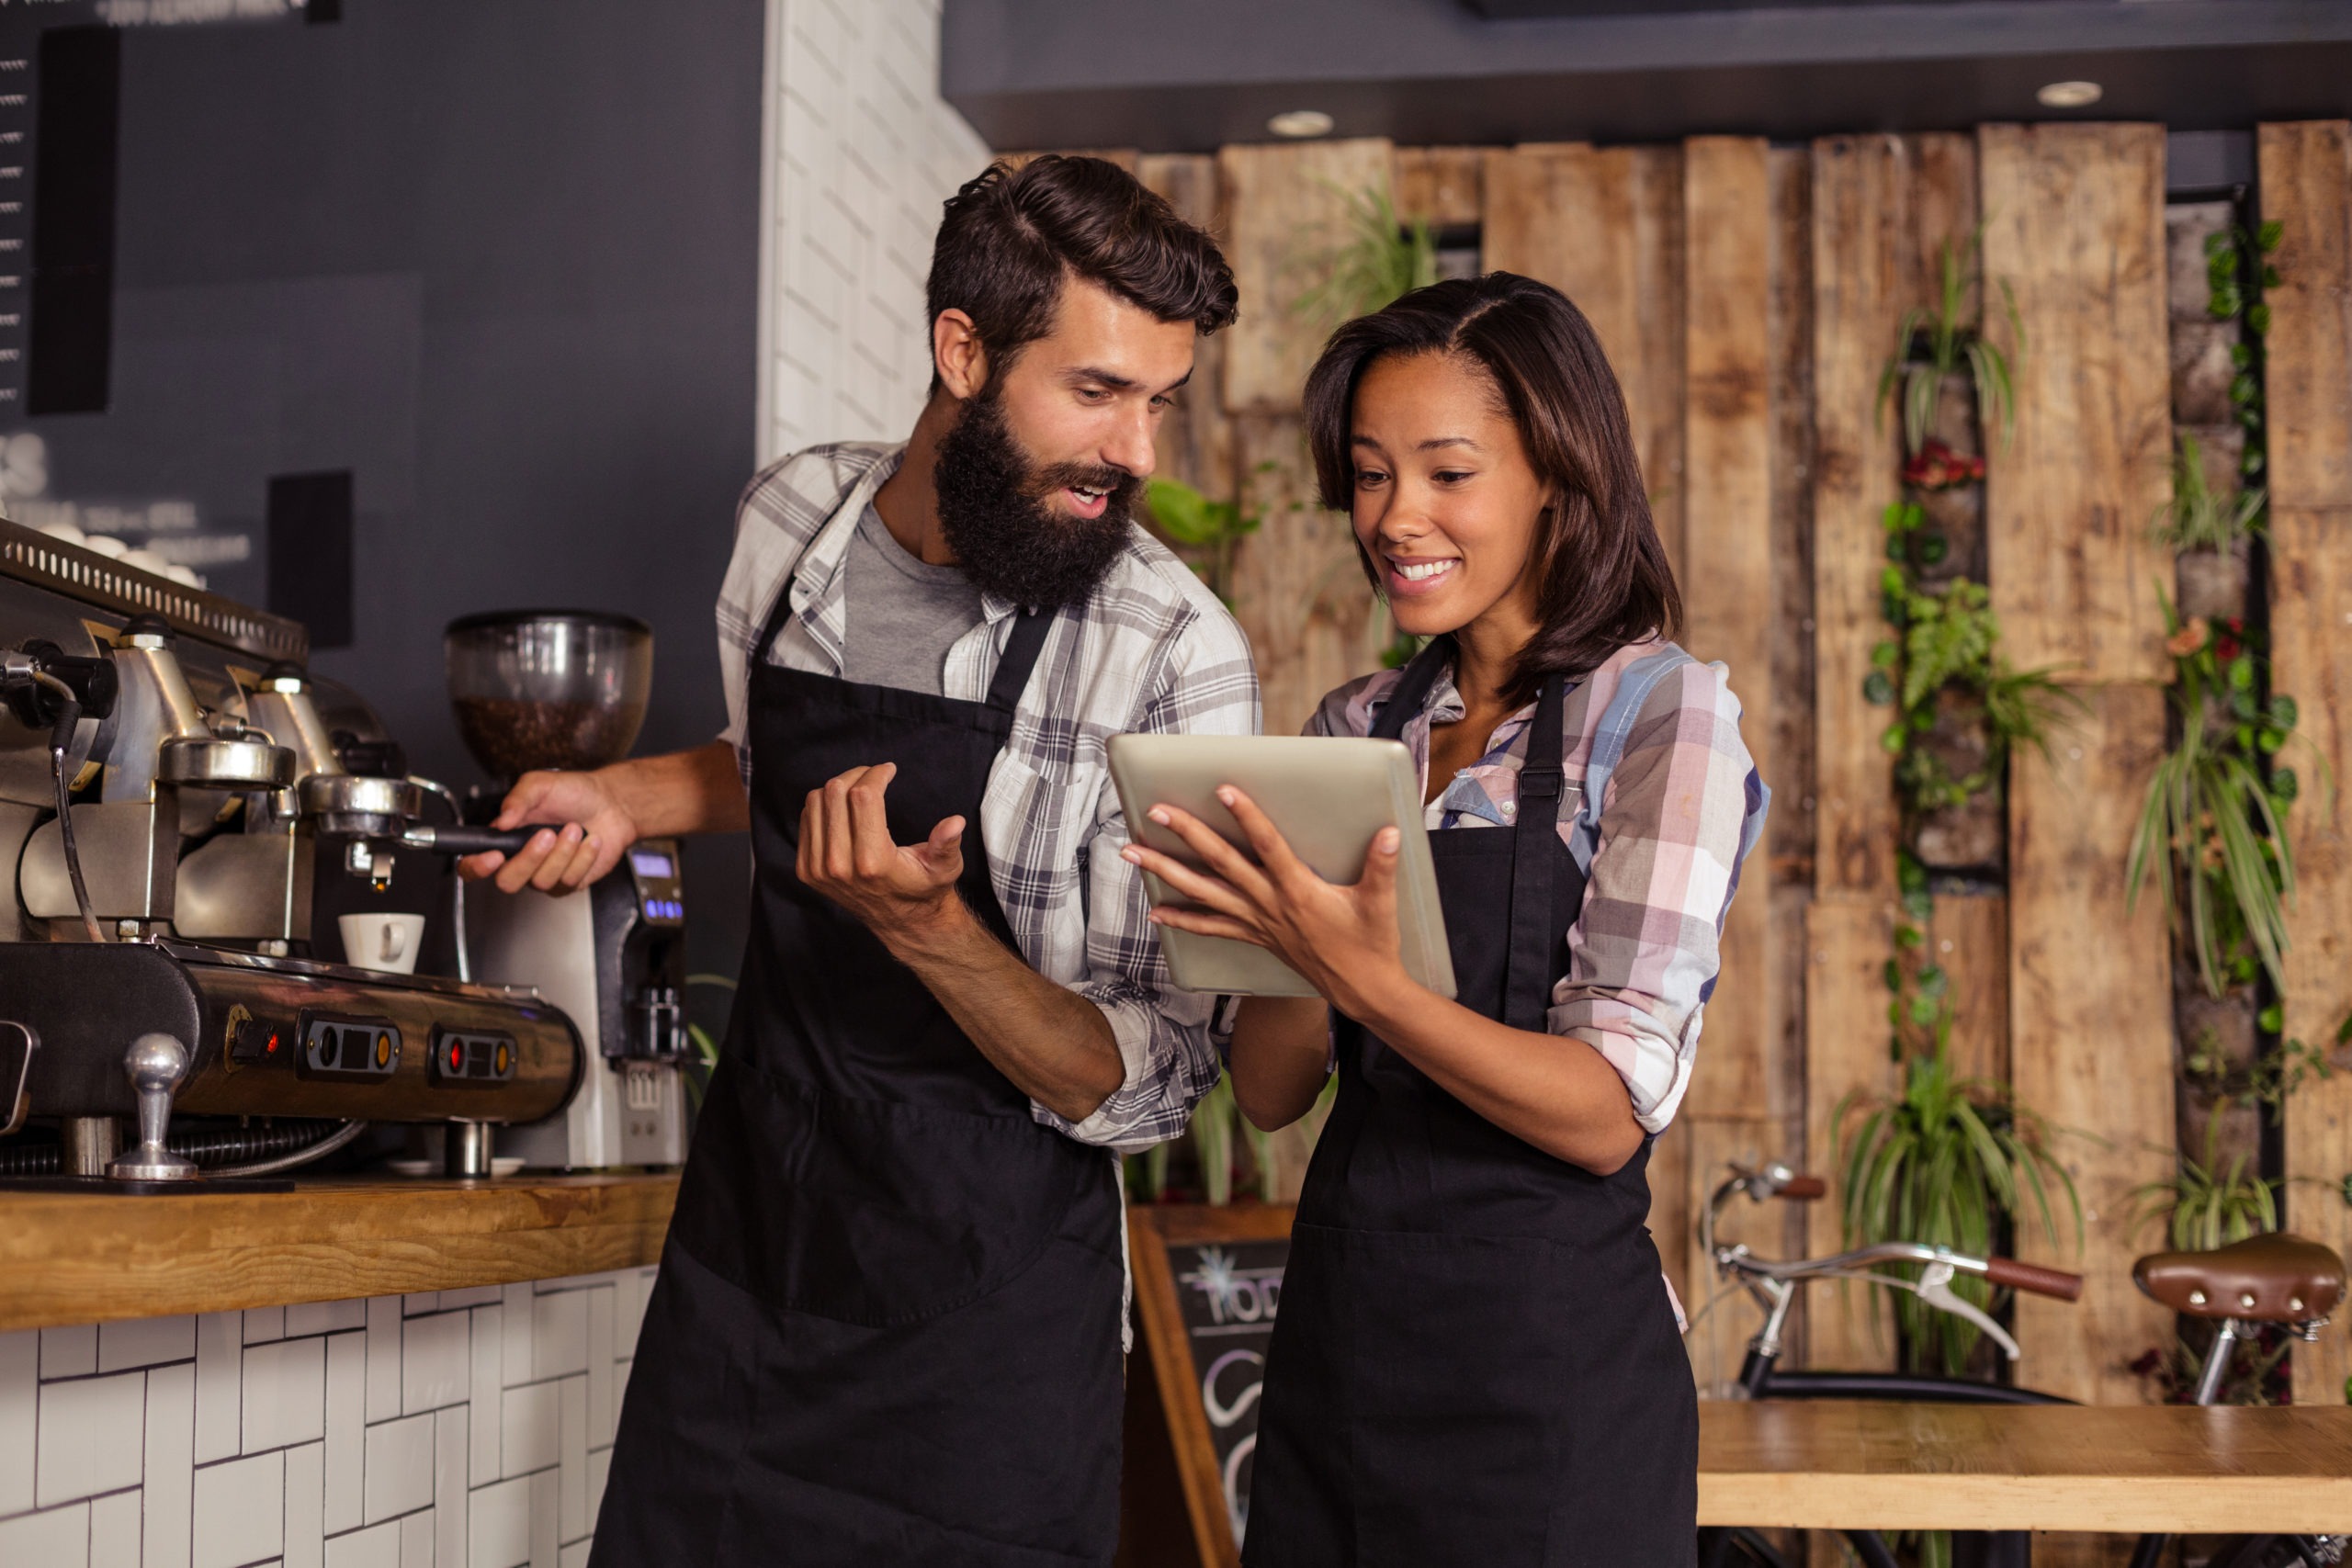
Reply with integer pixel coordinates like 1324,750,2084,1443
1331,1224,1575,1568
672,1058,1083,1326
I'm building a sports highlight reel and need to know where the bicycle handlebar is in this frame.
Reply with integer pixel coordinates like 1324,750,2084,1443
1984,1256,2085,1301
1774,1174,1827,1200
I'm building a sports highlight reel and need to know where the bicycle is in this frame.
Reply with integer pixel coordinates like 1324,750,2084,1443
1692,1160,2349,1568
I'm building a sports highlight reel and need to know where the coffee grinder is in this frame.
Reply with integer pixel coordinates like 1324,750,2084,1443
449,611,690,1169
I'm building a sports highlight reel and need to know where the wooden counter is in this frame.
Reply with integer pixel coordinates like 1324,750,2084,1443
1699,1400,2352,1533
0,1173,678,1332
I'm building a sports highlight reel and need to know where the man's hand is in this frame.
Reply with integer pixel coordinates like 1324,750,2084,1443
458,769,639,894
797,762,968,952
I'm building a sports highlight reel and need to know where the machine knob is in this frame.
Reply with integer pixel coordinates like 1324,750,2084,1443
106,1032,199,1184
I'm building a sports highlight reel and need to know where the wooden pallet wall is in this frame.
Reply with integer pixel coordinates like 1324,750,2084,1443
1216,139,1396,739
1983,122,2177,1406
2262,119,2352,1407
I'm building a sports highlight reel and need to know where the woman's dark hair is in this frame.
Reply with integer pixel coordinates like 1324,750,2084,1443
926,155,1238,388
1303,271,1682,704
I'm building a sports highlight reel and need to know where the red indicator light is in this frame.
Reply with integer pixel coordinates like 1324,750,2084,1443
266,1032,279,1055
448,1043,463,1072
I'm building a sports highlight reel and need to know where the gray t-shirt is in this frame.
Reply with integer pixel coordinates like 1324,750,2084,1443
842,502,986,695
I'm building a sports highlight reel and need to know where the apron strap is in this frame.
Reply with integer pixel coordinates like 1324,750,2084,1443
983,605,1057,713
1369,637,1453,742
1502,671,1568,1032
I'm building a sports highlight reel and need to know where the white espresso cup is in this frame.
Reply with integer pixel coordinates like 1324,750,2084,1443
338,912,427,976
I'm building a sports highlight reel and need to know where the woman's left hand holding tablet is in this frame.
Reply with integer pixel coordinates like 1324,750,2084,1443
1122,786,1411,1023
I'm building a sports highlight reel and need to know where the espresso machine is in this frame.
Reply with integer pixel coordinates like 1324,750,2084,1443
448,610,692,1171
0,517,583,1188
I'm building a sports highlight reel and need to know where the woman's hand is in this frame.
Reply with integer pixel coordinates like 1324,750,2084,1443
1120,786,1414,1025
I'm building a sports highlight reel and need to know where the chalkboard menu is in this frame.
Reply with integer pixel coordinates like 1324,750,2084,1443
1128,1203,1295,1568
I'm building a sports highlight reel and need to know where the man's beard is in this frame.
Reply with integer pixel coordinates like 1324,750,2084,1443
933,388,1138,609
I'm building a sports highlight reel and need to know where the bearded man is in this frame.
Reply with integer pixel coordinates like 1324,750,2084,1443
463,155,1255,1566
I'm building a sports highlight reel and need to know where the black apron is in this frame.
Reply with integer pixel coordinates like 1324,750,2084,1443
590,587,1125,1567
1245,641,1699,1568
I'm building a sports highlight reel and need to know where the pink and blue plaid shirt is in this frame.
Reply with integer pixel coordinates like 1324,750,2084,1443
1307,637,1766,1134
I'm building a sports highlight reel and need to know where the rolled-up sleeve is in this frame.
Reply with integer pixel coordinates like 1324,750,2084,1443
1549,660,1762,1135
1033,607,1261,1152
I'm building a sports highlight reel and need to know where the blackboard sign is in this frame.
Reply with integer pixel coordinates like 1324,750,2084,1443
1128,1203,1295,1568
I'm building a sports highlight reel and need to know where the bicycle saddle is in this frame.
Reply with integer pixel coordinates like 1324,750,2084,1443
2132,1233,2346,1322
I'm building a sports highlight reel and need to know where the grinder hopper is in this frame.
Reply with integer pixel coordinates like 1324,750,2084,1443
443,609,653,783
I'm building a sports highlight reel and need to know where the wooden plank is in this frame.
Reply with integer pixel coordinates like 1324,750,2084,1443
1481,142,1687,581
1800,893,1899,1370
1139,152,1238,505
0,1175,676,1332
1809,134,1907,900
1391,145,1483,230
1981,123,2172,682
2261,122,2352,511
2264,119,2352,1408
1768,146,1817,888
1217,138,1394,415
1681,136,1778,1125
1931,892,2009,1088
1631,146,1690,588
2008,683,2175,1404
1228,414,1385,739
1697,1403,2352,1532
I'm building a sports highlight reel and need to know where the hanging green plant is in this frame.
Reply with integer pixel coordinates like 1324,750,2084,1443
1875,228,2025,458
2125,592,2324,998
1864,502,2078,816
2150,432,2266,554
1290,184,1438,330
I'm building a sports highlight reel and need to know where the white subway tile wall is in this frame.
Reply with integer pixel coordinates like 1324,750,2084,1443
0,1269,654,1568
757,0,990,464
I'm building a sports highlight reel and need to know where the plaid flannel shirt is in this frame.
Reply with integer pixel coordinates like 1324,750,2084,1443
716,442,1260,1151
1308,637,1767,1134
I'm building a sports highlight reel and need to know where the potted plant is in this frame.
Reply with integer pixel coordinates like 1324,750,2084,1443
1867,508,2076,871
2151,434,2265,625
1833,1020,2080,1380
1876,231,2021,586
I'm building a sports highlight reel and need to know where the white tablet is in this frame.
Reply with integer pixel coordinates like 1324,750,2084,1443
1106,733,1456,998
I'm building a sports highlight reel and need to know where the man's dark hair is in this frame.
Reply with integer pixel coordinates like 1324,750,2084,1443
925,155,1238,389
1304,272,1683,705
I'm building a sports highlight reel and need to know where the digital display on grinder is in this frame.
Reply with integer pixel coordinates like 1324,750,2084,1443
628,850,674,879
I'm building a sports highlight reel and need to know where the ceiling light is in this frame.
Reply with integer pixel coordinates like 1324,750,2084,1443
2036,80,2103,109
1266,109,1335,140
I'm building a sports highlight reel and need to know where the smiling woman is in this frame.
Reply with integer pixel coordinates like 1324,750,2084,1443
1122,273,1769,1568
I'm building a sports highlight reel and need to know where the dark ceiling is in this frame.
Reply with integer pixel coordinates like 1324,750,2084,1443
940,0,2352,157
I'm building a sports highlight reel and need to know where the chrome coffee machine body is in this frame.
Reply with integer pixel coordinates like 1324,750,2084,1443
0,520,582,1187
449,610,691,1170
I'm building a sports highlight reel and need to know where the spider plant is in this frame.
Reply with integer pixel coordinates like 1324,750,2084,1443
2128,1116,2278,1252
1291,183,1438,330
1876,228,2024,458
2150,433,2266,553
1834,1029,2081,1379
2124,592,2310,998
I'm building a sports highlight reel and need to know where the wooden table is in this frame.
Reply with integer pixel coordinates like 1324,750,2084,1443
0,1172,679,1332
1700,1401,2352,1534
